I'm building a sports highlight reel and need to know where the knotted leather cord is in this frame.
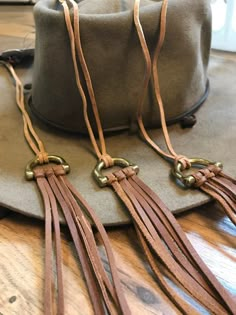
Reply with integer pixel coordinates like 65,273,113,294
61,0,113,168
192,165,236,225
134,0,236,312
1,61,64,314
106,169,230,315
1,65,131,314
134,0,191,170
62,1,236,314
134,0,236,226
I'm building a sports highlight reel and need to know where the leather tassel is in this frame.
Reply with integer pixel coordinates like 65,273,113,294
1,60,131,314
60,1,236,313
106,166,236,315
35,167,64,315
133,0,236,229
34,165,131,315
192,165,236,225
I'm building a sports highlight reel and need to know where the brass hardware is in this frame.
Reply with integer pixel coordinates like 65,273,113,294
173,158,223,187
25,155,70,180
93,157,139,187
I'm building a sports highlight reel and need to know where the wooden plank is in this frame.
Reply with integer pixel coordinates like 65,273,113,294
0,205,235,314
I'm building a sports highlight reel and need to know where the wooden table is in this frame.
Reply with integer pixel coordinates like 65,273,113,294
0,5,235,315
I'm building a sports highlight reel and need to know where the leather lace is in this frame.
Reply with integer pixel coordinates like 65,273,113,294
133,0,236,226
1,62,48,164
1,44,130,315
62,0,236,314
61,0,114,168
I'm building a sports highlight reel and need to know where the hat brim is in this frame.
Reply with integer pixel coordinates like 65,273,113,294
0,52,235,226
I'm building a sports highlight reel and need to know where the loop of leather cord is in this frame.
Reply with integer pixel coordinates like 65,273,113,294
133,0,236,226
61,0,114,168
2,34,130,314
174,155,191,171
63,0,189,170
62,1,236,313
63,0,190,171
100,154,114,168
0,61,48,164
133,0,191,171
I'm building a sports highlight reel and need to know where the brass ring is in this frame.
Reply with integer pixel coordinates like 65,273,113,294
25,155,70,180
172,158,223,187
93,157,139,187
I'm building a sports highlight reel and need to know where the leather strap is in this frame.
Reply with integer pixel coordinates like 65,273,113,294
106,168,234,314
136,229,199,315
128,169,236,313
134,0,190,168
2,20,131,315
133,0,236,226
35,169,64,315
56,167,131,314
192,166,236,225
61,0,236,313
36,165,131,315
61,0,114,168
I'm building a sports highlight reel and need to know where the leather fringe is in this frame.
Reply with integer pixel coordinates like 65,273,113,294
107,167,236,315
34,165,131,315
192,165,236,225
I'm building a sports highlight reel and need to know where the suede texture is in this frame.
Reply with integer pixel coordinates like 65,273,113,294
0,53,235,225
31,0,211,133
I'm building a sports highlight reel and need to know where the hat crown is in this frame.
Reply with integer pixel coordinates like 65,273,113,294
31,0,211,133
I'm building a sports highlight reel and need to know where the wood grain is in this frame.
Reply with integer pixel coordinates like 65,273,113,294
0,205,235,315
0,5,235,315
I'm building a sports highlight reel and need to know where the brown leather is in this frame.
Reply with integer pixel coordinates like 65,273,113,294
4,0,235,314
134,0,190,167
61,0,236,313
59,171,131,314
107,167,236,314
1,61,49,164
192,165,236,225
2,61,132,314
34,168,64,315
133,0,236,227
136,229,199,315
62,0,114,168
3,42,131,314
34,165,131,315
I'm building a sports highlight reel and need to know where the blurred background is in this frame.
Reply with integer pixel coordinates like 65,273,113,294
0,0,235,51
211,0,235,51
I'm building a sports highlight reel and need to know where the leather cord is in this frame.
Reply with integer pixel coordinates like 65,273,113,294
1,62,48,164
35,165,131,315
134,0,191,170
192,165,236,225
2,34,131,315
106,168,232,315
63,0,189,169
62,0,236,314
4,0,232,313
133,0,236,225
34,169,64,315
61,0,114,168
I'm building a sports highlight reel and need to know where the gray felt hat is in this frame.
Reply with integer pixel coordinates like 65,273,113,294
0,0,235,225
